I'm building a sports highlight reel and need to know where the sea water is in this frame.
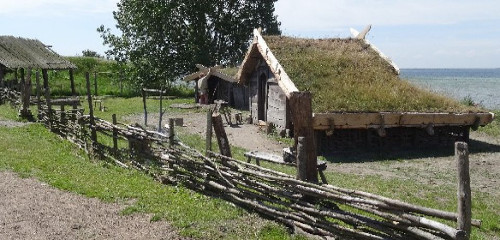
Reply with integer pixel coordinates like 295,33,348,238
401,69,500,110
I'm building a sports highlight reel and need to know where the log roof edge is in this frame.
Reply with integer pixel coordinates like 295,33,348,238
0,36,76,70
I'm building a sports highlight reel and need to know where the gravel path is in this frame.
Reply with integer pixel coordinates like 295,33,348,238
0,171,185,240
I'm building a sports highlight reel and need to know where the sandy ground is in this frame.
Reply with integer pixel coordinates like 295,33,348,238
133,110,500,197
0,171,185,240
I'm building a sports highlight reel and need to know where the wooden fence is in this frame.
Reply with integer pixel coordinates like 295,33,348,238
0,73,480,240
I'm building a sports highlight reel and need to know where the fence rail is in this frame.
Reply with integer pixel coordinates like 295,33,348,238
0,77,479,239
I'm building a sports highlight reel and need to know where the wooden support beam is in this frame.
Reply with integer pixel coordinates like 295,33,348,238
0,67,4,87
142,89,147,126
42,69,49,90
35,71,42,120
212,113,232,158
85,72,98,144
69,69,76,96
290,91,318,183
158,86,164,132
169,118,175,147
112,114,118,154
44,86,52,130
205,109,213,156
94,71,98,96
456,142,471,240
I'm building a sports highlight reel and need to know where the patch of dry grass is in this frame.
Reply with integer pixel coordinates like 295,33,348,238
264,36,480,113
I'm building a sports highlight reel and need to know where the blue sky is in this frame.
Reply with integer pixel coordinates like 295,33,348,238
1,0,499,68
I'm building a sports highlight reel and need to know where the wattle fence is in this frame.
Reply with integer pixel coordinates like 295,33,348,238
0,75,479,239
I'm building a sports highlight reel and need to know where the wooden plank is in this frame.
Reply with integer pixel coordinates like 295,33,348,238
212,113,232,158
313,112,495,130
252,29,299,98
85,72,97,143
205,109,213,156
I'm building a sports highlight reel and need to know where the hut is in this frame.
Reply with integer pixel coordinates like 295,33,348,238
183,64,248,109
236,28,494,153
0,36,77,119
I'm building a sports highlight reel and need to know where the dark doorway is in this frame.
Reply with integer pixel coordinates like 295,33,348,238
258,73,267,121
207,77,220,104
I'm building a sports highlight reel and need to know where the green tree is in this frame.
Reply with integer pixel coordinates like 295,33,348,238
98,0,280,89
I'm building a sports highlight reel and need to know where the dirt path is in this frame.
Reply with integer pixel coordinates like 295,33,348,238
0,171,185,240
128,110,500,197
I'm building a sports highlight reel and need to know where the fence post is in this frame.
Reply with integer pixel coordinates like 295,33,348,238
94,71,98,96
290,91,318,183
142,89,147,126
158,86,163,132
60,105,66,131
297,136,307,180
212,113,232,158
44,86,52,130
85,72,98,149
205,109,213,156
0,66,4,87
35,71,42,120
112,114,118,154
169,118,175,147
456,142,471,240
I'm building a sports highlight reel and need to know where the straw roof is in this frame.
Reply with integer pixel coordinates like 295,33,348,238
183,65,238,83
0,36,76,70
238,30,476,113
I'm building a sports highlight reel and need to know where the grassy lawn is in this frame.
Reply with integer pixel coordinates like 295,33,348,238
1,97,499,239
0,104,303,240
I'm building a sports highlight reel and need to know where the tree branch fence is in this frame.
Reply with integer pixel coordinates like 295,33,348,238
0,72,480,239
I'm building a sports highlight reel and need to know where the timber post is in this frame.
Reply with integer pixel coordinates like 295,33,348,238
205,109,213,156
35,71,42,120
158,86,163,132
94,71,98,96
169,118,175,147
112,114,118,154
290,91,318,183
0,66,4,87
297,136,307,180
44,86,52,130
212,113,232,158
20,68,33,120
142,89,147,126
85,72,98,154
42,69,49,90
69,69,77,121
456,142,472,240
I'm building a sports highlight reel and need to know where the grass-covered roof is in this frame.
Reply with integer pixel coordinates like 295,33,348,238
262,35,478,113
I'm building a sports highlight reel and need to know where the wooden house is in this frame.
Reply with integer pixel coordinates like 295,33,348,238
183,65,248,109
0,36,77,119
236,28,494,153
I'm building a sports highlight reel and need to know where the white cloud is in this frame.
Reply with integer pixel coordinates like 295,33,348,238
276,0,500,32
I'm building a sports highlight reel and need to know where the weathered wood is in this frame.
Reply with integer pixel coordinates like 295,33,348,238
94,72,98,96
158,86,164,132
44,86,52,129
250,29,299,97
85,72,97,143
112,114,118,153
35,71,42,120
456,142,471,240
290,91,318,183
212,113,232,157
142,89,147,126
0,67,4,87
205,109,213,156
142,88,168,94
169,118,175,147
313,112,494,130
69,69,76,96
297,136,307,180
20,68,33,120
42,69,49,89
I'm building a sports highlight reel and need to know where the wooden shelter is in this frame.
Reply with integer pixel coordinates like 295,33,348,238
183,64,248,109
0,36,76,119
236,28,494,153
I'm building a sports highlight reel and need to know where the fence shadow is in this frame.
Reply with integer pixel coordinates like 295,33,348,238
323,139,500,164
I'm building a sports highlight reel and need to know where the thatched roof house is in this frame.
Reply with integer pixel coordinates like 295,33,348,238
0,36,77,119
236,28,493,152
183,65,248,109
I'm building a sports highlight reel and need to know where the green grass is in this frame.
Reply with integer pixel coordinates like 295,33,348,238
263,36,481,113
478,110,500,137
0,102,305,239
